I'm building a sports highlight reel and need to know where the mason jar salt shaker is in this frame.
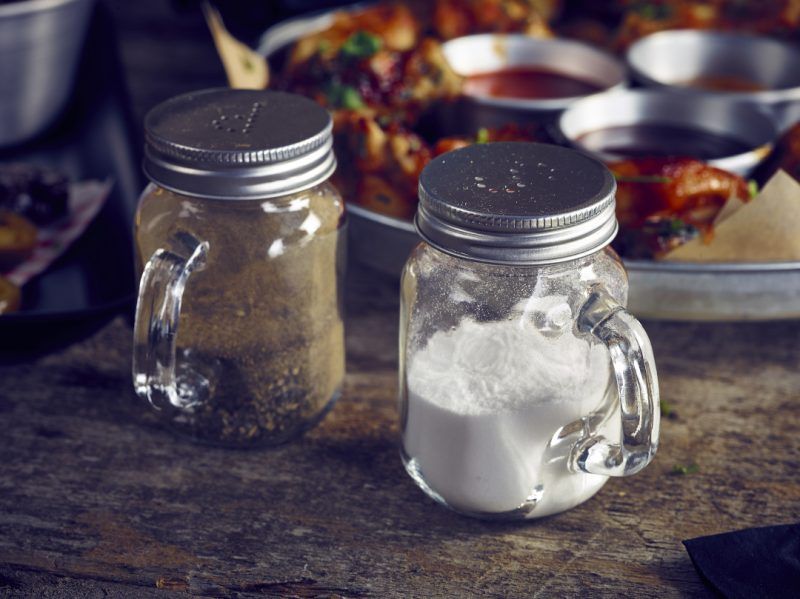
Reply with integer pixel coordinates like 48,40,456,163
400,142,660,519
133,89,345,447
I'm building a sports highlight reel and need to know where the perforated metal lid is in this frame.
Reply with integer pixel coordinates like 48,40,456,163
143,89,335,199
416,142,618,265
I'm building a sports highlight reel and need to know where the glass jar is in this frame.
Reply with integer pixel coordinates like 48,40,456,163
400,142,660,519
133,89,345,447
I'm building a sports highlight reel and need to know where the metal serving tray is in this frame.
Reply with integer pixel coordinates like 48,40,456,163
260,9,800,321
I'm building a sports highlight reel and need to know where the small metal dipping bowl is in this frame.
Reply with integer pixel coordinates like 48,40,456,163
558,89,777,177
627,30,800,132
0,0,95,147
440,34,625,128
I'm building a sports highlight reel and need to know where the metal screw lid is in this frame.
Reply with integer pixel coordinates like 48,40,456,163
143,89,335,199
416,142,618,265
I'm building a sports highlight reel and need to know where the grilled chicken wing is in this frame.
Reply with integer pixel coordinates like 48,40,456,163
284,30,460,120
287,4,419,70
614,0,800,49
432,0,556,39
610,158,749,258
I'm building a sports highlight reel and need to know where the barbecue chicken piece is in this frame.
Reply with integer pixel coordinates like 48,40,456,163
287,3,419,69
332,110,431,219
284,27,461,121
614,0,800,49
431,0,556,39
609,158,749,258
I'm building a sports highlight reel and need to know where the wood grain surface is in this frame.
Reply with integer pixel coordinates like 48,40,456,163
1,2,799,597
2,262,800,597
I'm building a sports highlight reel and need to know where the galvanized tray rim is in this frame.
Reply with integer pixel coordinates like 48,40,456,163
349,205,800,273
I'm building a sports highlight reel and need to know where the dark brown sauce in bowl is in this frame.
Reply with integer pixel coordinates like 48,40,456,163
463,67,604,100
576,124,753,160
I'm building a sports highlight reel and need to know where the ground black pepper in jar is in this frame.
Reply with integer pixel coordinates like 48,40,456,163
132,89,345,447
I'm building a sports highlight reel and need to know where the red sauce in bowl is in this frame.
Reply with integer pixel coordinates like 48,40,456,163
463,67,604,100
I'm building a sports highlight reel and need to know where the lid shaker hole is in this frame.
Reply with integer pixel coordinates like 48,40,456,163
415,142,618,264
143,89,335,198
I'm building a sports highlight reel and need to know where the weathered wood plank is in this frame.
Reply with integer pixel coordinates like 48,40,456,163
2,263,799,597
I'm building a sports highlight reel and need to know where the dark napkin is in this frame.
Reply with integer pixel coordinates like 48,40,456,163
683,522,800,598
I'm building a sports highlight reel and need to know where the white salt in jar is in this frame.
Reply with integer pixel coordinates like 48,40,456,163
399,142,660,519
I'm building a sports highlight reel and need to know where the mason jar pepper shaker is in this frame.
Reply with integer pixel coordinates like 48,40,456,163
400,142,660,519
133,89,345,447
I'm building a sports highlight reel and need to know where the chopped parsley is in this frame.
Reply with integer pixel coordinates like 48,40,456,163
340,30,382,59
669,218,687,234
642,216,696,240
748,179,759,199
671,463,700,476
660,400,675,418
327,83,365,110
635,3,674,20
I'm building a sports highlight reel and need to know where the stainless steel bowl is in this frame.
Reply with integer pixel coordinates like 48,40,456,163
440,34,625,127
558,89,777,177
626,30,800,132
0,0,95,147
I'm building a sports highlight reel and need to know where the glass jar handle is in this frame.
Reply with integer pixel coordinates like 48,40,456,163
574,286,660,477
132,234,209,410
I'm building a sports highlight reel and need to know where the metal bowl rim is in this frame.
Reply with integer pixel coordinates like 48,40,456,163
349,203,800,272
0,0,91,18
557,88,778,169
626,29,800,103
443,33,627,110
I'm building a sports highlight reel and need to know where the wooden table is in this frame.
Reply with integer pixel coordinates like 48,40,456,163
2,3,799,596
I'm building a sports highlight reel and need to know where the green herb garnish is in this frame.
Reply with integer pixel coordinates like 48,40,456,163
327,84,365,110
636,3,674,20
476,128,489,144
748,179,759,199
671,463,700,476
340,30,382,59
669,218,687,233
660,400,674,418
